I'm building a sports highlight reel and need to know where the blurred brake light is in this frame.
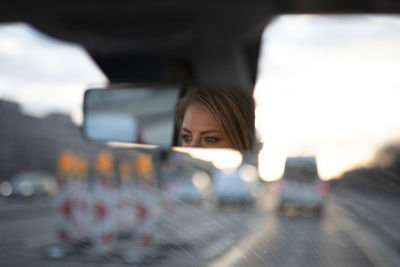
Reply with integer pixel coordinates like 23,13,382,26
317,182,330,196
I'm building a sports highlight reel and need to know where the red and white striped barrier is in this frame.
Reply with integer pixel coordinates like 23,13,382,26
92,177,116,253
91,152,116,254
117,178,136,235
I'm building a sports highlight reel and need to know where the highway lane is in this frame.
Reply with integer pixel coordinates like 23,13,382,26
210,201,376,267
0,191,399,267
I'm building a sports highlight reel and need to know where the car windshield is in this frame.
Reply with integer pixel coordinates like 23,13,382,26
284,167,318,182
282,158,319,182
1,13,400,267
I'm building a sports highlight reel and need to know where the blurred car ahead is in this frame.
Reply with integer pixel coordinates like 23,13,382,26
172,178,203,204
212,169,255,206
7,171,58,197
271,157,330,216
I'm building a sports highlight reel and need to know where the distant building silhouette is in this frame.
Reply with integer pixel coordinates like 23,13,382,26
0,99,106,180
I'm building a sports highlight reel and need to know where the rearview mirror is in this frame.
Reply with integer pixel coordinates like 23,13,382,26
83,84,181,146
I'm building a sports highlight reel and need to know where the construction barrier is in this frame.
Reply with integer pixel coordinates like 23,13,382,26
50,150,172,261
92,151,116,254
117,158,136,235
133,154,159,248
56,151,82,242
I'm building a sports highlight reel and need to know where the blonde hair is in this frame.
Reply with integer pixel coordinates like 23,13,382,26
176,87,255,150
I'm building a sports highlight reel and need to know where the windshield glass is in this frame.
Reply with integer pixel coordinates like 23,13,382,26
1,15,400,267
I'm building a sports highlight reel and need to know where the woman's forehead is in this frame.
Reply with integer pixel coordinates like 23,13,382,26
182,103,222,133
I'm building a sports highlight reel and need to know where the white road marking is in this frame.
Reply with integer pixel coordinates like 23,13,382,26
208,215,277,267
201,233,236,260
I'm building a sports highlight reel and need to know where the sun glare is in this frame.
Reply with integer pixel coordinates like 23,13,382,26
255,15,400,180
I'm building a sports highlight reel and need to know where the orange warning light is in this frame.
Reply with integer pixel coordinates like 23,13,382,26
95,151,114,174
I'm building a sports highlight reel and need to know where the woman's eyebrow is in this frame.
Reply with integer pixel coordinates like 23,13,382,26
181,128,221,135
181,127,192,133
199,129,221,135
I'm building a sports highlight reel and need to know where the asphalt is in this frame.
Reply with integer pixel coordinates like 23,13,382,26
0,188,399,267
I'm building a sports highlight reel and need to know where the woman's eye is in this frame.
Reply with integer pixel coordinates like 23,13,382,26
204,137,218,143
181,134,192,143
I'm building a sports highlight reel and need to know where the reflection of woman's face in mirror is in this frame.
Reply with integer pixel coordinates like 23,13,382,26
181,103,230,148
176,88,255,150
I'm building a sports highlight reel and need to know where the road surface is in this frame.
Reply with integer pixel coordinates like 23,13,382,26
0,189,399,267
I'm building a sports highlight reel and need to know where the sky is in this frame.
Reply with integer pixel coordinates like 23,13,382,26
0,22,108,123
254,15,400,180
